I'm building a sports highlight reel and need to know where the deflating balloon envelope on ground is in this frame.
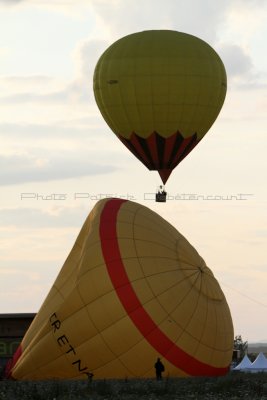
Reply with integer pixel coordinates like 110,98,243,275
6,199,233,380
93,30,227,184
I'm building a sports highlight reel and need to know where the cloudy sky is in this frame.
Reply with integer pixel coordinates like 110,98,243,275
0,0,266,343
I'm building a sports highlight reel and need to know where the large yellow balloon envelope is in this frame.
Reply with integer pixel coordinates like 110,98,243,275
93,30,227,183
6,199,233,380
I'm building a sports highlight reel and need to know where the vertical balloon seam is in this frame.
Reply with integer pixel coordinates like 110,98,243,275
117,61,134,134
95,62,119,135
99,198,229,376
189,274,211,362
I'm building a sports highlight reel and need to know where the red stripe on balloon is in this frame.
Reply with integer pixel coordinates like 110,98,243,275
130,134,152,167
163,132,178,165
146,132,160,166
170,134,198,169
100,198,229,376
4,344,22,379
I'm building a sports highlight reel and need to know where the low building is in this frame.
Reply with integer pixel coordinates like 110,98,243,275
0,313,35,371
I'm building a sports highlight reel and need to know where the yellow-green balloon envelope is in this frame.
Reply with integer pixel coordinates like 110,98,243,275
94,30,227,183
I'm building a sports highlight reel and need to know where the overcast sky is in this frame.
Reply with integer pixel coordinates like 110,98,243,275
0,0,266,343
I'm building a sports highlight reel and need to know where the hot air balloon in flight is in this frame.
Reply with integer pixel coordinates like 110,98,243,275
93,30,227,187
6,198,233,380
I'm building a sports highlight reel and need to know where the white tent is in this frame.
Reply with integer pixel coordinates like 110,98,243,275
247,352,267,372
234,354,252,370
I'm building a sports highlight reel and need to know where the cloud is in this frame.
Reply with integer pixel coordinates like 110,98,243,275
0,206,87,228
216,42,267,90
218,44,253,78
0,119,105,137
0,75,56,95
0,153,118,185
0,0,94,18
0,267,40,281
0,0,85,6
0,118,130,186
0,79,90,106
0,90,67,104
227,0,267,39
217,42,267,89
1,75,53,84
255,230,267,238
90,0,229,44
76,39,108,78
0,39,108,105
0,0,23,4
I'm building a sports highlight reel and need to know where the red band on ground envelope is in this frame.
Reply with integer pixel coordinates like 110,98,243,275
4,344,22,378
100,198,228,376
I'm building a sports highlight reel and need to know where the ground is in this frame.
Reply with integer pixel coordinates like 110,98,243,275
1,372,267,399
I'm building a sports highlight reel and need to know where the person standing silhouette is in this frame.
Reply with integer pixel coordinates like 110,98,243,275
154,357,165,380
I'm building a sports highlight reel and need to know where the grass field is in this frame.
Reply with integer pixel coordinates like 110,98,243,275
1,372,267,400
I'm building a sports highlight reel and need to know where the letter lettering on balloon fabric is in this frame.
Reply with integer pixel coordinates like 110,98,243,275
72,359,88,373
66,344,76,356
50,313,61,332
49,313,89,376
57,335,69,347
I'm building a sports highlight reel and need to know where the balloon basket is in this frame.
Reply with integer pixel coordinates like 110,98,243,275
156,186,167,202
